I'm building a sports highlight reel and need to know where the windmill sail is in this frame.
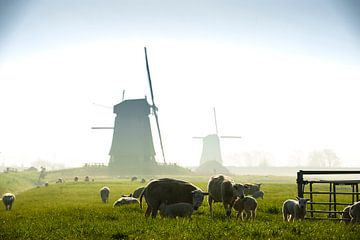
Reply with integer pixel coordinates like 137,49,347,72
144,47,166,164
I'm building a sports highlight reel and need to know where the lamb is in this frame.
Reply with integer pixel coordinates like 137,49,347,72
100,186,110,203
113,196,139,207
252,190,264,199
207,174,247,218
233,196,257,220
132,187,145,198
244,183,261,196
341,205,351,224
159,202,194,219
282,197,310,222
350,201,360,223
2,193,15,211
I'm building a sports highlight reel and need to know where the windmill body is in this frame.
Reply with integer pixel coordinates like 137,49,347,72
199,134,222,165
108,98,157,167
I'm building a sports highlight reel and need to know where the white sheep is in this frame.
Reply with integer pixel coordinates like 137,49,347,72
252,190,264,199
56,178,64,183
113,197,139,207
99,187,110,203
2,193,15,211
158,202,194,219
233,196,257,220
350,201,360,223
341,205,351,224
282,197,310,222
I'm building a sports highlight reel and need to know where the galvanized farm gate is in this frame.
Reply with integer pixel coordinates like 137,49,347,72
297,170,360,220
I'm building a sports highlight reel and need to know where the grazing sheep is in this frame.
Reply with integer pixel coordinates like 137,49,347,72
252,190,264,199
131,176,138,182
341,205,352,224
350,201,360,223
207,174,247,218
44,182,49,187
244,183,261,196
159,202,194,219
140,178,208,218
2,193,15,211
113,196,139,207
56,178,64,184
132,187,145,198
233,196,257,220
140,178,146,183
84,176,90,182
74,176,79,182
100,187,110,203
282,197,310,222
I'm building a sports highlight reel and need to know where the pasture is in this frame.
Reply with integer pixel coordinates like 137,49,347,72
1,175,360,239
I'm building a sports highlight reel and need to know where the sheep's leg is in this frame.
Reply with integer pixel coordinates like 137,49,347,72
145,206,151,218
151,207,158,218
289,214,294,222
223,202,231,219
208,196,214,218
245,210,251,220
283,210,288,221
252,210,256,220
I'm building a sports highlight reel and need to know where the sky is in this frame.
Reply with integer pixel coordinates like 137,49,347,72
0,0,360,168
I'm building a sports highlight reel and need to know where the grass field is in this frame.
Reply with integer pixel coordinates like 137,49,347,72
1,173,360,239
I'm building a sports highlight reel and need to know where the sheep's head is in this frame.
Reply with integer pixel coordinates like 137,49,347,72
191,190,208,210
233,183,247,199
296,197,310,210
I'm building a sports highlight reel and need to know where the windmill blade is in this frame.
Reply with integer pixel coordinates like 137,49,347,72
213,107,219,135
91,127,114,129
220,136,242,138
144,47,166,164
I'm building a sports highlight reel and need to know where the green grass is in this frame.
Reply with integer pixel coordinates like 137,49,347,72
1,176,360,239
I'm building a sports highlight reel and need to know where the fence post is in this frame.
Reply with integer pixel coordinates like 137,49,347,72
297,171,304,198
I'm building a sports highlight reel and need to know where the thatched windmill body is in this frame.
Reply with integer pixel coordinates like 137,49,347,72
92,48,166,168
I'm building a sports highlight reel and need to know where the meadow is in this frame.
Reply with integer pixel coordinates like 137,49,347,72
1,173,360,239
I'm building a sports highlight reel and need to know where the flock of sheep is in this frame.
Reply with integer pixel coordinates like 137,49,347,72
3,173,360,224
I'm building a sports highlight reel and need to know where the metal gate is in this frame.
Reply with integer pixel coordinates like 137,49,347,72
297,170,360,220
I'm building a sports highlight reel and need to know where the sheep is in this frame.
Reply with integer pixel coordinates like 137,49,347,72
132,187,145,198
100,187,110,203
252,190,264,199
244,183,261,196
350,201,360,223
207,174,247,218
131,176,138,182
44,182,49,187
140,178,146,183
282,197,310,222
56,178,64,184
84,176,90,182
74,176,79,182
2,193,15,211
341,205,351,224
233,196,257,220
159,202,194,219
113,196,139,207
140,178,207,218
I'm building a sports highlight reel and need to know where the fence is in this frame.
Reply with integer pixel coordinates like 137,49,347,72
297,170,360,220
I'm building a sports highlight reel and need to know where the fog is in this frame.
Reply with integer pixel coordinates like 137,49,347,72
0,0,360,170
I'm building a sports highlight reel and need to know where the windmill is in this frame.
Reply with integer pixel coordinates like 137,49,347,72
92,47,166,168
193,108,241,173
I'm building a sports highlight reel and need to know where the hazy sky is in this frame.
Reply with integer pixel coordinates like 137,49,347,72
0,0,360,168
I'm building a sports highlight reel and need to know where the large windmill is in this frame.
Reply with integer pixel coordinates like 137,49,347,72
92,47,166,168
193,108,241,173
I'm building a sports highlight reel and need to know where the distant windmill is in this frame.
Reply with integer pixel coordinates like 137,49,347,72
92,47,166,167
193,108,241,173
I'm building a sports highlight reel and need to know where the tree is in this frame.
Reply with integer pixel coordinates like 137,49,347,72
308,149,341,168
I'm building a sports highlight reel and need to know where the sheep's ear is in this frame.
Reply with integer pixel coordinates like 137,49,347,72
202,192,209,196
296,196,300,200
305,198,310,202
129,193,133,197
244,184,249,189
